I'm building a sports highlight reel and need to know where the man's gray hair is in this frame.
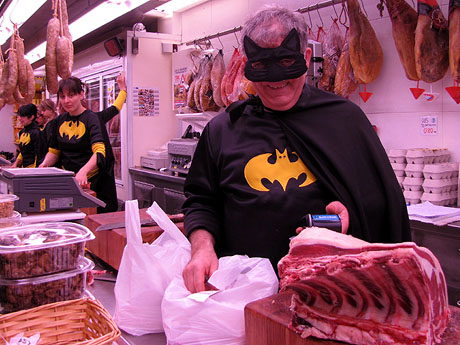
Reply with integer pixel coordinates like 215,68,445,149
240,5,309,56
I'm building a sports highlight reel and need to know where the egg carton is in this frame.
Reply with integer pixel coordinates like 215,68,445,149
423,163,459,180
387,149,407,164
422,178,458,194
404,190,422,205
431,148,450,163
421,191,458,206
402,177,424,191
406,149,435,164
396,175,404,189
391,162,406,177
405,163,425,178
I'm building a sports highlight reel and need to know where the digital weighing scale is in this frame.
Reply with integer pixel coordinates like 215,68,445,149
0,167,105,213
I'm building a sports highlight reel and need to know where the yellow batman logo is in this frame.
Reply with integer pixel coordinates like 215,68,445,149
19,132,31,146
59,120,86,140
244,148,316,192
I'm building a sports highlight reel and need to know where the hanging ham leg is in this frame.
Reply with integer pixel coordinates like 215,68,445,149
347,0,383,84
449,0,460,82
414,0,449,83
386,0,419,81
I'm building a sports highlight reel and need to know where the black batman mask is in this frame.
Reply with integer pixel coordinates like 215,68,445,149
243,28,308,82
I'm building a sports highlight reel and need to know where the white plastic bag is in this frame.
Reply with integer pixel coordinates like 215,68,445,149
113,201,191,335
161,255,279,345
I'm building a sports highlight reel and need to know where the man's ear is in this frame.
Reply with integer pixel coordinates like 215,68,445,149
304,47,312,68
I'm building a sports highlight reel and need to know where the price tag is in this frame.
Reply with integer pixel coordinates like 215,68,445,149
420,116,437,136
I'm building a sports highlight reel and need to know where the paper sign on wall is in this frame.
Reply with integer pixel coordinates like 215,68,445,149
420,115,437,136
133,86,160,116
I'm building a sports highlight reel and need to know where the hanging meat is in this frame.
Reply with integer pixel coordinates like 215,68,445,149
347,0,383,84
0,56,5,111
45,14,60,94
334,28,359,98
386,0,419,81
46,0,74,93
318,20,344,92
0,39,18,102
278,227,450,345
199,55,219,112
227,55,246,103
414,0,449,83
56,0,73,79
210,51,225,108
220,48,240,106
449,0,460,83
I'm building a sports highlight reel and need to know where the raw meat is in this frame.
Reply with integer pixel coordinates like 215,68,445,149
334,29,359,98
318,20,344,92
278,227,450,345
449,0,460,82
386,0,419,81
347,0,383,84
414,0,449,83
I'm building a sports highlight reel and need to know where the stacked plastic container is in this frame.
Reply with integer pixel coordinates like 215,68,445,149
0,194,22,229
388,148,459,206
0,222,95,313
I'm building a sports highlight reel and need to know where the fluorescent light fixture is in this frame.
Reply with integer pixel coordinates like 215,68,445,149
0,0,47,46
25,0,150,64
155,0,209,16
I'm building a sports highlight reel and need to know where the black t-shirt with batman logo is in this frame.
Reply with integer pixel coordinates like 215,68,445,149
49,110,104,173
183,104,334,267
183,85,410,268
18,122,42,167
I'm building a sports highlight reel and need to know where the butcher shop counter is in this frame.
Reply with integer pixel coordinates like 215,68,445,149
84,208,184,270
245,292,460,345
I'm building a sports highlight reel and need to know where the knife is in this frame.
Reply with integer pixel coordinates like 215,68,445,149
96,218,158,231
95,213,184,231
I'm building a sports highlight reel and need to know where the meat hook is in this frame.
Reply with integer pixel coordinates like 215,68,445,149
316,4,325,29
359,0,369,17
339,1,348,26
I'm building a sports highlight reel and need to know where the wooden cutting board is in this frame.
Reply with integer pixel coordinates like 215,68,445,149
245,292,460,345
84,209,184,270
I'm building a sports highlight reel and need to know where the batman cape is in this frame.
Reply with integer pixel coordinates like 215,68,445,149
234,85,411,243
183,84,411,267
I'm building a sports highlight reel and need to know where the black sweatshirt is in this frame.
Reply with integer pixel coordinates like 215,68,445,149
183,85,411,267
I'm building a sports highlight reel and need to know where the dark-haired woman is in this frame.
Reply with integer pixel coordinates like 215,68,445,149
40,77,117,213
12,103,43,168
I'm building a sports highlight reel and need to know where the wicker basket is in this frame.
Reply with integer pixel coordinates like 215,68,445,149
0,297,121,345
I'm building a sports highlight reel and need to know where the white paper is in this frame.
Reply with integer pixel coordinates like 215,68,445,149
407,201,460,219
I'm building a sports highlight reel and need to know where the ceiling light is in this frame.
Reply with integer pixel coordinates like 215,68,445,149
155,0,209,17
0,0,46,46
25,0,150,64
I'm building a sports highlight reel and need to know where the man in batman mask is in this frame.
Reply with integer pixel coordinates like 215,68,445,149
182,5,410,293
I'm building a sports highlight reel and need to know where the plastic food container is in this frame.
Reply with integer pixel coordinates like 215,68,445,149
0,194,18,218
0,211,21,229
0,222,95,279
0,256,94,313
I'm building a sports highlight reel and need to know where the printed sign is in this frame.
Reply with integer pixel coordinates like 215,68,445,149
133,87,160,116
420,115,437,136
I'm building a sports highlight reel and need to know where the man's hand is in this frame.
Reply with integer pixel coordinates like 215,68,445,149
325,201,349,234
295,201,350,235
182,230,218,293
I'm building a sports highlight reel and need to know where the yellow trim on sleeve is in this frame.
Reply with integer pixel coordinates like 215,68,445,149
113,90,127,111
92,142,106,157
49,148,60,157
17,153,23,161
